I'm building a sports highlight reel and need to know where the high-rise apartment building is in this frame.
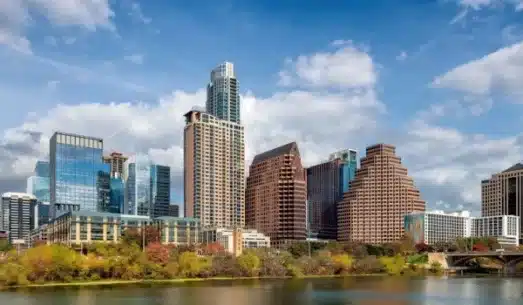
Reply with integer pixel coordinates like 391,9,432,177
103,152,128,179
49,132,110,218
184,109,245,228
338,144,425,244
1,192,37,243
245,142,307,247
482,163,523,239
206,62,240,124
307,149,357,240
126,154,170,218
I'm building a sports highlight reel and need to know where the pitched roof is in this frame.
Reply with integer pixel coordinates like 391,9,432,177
503,163,523,173
252,142,297,164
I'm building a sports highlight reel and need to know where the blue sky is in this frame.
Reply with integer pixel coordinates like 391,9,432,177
2,0,523,214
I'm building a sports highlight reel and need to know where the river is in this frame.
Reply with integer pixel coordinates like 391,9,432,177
0,276,522,305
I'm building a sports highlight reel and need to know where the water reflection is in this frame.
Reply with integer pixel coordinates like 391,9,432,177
0,277,522,305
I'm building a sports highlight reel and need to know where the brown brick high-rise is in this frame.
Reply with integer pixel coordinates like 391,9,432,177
246,142,307,248
337,144,425,244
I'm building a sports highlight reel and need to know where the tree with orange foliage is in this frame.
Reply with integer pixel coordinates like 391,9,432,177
201,242,225,256
146,242,171,265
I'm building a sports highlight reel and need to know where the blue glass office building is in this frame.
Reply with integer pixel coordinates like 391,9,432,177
306,149,358,240
109,177,125,214
126,154,170,218
50,132,110,218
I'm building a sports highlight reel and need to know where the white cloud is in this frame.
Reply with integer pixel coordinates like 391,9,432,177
124,54,144,65
278,41,377,89
454,0,523,10
63,36,77,45
128,2,151,24
396,51,408,61
0,0,114,53
432,41,523,100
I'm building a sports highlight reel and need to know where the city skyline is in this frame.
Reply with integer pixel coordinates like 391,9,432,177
3,1,523,216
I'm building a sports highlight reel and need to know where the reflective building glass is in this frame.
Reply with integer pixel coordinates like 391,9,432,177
126,154,170,218
50,132,109,217
109,177,125,214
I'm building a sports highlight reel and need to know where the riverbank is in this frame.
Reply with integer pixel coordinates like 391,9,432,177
2,274,391,290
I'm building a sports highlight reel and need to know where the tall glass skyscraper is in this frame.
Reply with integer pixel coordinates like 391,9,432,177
206,62,240,124
109,177,125,214
49,132,110,217
26,161,51,227
126,154,170,218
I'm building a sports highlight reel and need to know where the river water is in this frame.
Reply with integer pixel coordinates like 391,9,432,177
0,276,522,305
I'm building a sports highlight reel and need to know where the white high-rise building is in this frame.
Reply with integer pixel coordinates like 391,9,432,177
184,62,245,229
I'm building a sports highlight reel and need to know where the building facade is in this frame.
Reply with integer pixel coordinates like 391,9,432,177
47,210,152,245
49,132,110,218
168,204,180,218
155,216,200,246
338,144,426,244
1,192,37,243
482,163,523,240
26,160,50,203
126,155,171,218
103,152,128,179
201,227,270,256
206,62,240,124
109,177,125,214
306,149,357,240
246,142,307,247
183,109,245,229
405,211,520,247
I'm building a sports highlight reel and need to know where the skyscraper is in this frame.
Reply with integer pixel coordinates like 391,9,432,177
103,152,128,179
1,192,37,243
49,132,110,218
245,142,307,247
26,160,51,227
306,149,358,240
482,163,523,239
184,109,245,228
337,144,425,244
126,154,170,218
206,62,240,123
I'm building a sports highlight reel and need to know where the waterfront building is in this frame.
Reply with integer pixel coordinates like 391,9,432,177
168,204,180,218
126,154,170,218
201,227,270,256
0,192,37,244
405,211,520,247
246,142,307,248
306,149,357,240
28,224,48,247
482,163,523,241
183,109,245,228
47,210,151,246
103,152,128,179
154,216,200,246
206,62,240,124
49,132,110,218
338,144,425,244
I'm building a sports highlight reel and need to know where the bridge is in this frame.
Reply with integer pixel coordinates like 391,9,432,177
444,251,523,273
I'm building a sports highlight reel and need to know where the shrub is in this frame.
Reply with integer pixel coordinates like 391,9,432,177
352,256,384,274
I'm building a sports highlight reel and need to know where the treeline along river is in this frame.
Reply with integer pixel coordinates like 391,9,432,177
1,276,522,305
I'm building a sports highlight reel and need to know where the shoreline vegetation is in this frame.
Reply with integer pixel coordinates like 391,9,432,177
0,232,447,289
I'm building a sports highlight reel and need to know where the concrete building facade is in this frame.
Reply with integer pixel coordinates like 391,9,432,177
338,144,425,244
183,109,245,229
201,227,270,256
405,211,520,247
246,142,307,247
306,149,357,240
482,163,523,240
103,152,128,179
1,192,37,243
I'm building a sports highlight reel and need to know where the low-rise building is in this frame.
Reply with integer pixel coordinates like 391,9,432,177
154,216,200,246
46,211,201,247
201,227,270,256
27,224,48,247
405,210,520,248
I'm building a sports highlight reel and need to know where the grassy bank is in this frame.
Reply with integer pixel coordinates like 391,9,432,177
3,274,393,290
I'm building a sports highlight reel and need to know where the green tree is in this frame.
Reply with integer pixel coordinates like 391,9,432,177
237,251,261,277
178,252,203,277
331,254,353,274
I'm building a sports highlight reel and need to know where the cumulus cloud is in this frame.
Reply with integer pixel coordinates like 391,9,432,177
432,41,523,105
278,41,377,89
0,0,114,53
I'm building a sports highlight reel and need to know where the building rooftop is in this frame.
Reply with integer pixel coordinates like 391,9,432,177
503,163,523,173
252,142,297,164
1,192,36,200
